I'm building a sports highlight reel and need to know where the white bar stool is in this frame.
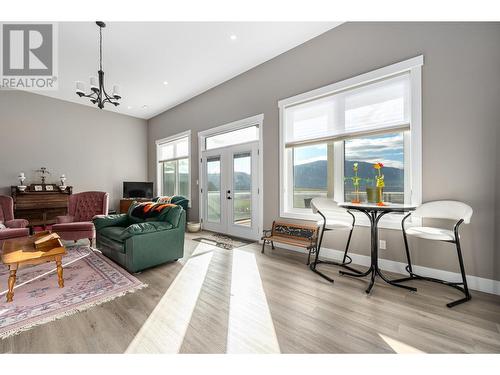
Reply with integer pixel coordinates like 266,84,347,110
393,200,473,307
310,198,359,283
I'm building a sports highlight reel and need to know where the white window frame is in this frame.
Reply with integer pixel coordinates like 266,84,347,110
155,130,192,204
278,56,423,230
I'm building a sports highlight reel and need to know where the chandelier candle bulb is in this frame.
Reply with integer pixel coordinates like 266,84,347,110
76,81,85,95
90,76,98,91
113,85,121,99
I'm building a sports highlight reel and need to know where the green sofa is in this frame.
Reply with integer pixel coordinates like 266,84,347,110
93,202,186,272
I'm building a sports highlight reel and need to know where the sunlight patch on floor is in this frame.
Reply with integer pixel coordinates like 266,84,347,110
226,248,281,353
378,333,425,354
125,242,215,353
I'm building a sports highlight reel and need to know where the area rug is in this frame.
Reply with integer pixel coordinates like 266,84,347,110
193,232,252,250
0,246,146,339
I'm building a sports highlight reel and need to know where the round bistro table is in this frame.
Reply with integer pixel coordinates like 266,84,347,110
337,202,416,294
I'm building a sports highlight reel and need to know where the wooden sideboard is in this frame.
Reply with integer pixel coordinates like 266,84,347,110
11,185,72,229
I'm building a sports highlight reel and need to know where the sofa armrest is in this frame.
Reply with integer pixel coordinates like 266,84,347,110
93,214,129,231
120,221,173,240
5,219,29,228
56,215,75,224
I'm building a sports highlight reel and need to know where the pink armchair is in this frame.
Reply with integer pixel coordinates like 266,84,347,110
0,195,29,248
52,191,109,245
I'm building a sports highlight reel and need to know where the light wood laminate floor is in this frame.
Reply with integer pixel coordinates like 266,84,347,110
1,232,500,353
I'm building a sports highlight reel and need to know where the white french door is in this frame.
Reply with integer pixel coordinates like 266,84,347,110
201,142,259,240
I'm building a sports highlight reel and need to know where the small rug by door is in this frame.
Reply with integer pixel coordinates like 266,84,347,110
0,246,146,339
193,232,252,250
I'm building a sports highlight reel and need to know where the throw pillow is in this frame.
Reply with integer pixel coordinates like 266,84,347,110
128,202,177,221
156,196,173,204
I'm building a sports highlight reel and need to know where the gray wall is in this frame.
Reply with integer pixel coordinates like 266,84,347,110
148,22,500,281
0,91,148,210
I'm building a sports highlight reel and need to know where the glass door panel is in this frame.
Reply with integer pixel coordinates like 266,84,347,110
206,156,221,223
162,160,176,196
232,152,252,227
178,158,190,198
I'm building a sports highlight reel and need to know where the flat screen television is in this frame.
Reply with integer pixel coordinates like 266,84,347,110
123,182,154,199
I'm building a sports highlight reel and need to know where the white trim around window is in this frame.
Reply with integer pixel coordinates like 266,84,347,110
198,114,264,236
278,56,423,230
155,130,192,204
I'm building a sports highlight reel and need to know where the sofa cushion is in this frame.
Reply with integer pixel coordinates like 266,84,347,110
99,226,126,243
0,227,30,240
52,221,94,232
128,202,177,222
162,205,183,227
93,214,129,231
120,221,173,240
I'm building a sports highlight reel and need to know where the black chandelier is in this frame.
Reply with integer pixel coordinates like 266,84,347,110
75,21,121,109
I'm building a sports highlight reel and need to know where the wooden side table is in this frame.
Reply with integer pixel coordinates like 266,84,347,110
1,232,67,302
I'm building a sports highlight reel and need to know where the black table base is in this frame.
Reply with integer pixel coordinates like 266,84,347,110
310,255,365,283
338,207,417,294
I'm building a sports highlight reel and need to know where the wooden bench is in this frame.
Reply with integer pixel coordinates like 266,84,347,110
261,221,319,265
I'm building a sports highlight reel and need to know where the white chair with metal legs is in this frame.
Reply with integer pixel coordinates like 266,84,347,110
310,198,359,283
392,200,473,308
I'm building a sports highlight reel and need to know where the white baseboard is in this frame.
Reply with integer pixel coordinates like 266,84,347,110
269,242,500,296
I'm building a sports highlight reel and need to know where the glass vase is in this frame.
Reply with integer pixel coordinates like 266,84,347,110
366,187,377,203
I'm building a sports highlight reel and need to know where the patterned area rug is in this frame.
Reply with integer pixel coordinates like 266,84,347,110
0,246,146,339
193,232,252,250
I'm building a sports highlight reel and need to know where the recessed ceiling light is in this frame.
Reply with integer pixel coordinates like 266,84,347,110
230,34,237,41
163,81,168,85
127,105,133,109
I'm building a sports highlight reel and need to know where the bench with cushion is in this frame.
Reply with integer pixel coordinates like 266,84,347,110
93,201,186,272
261,221,319,265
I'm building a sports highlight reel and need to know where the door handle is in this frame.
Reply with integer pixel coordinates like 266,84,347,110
227,190,232,200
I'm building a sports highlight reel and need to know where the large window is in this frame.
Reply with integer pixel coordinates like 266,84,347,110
156,131,191,199
344,132,405,204
279,56,422,227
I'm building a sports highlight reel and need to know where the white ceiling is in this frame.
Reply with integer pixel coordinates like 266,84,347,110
37,22,341,119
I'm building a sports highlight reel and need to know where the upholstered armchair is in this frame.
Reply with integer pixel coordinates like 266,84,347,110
0,195,29,247
52,191,109,245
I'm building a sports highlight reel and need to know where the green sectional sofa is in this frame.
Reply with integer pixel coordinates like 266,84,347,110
93,201,186,272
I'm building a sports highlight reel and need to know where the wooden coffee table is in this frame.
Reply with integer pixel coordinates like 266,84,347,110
1,231,67,302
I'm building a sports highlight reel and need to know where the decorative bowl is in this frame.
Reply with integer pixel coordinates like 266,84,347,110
17,185,27,192
59,185,67,191
187,222,201,233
